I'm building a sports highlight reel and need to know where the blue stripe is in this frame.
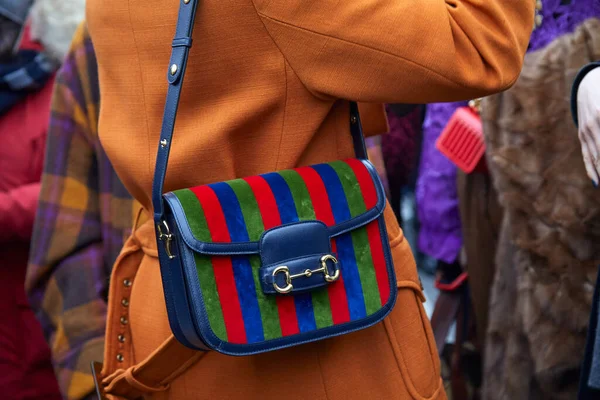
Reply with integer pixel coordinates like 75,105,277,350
210,182,264,343
262,173,317,333
261,173,297,225
312,164,367,320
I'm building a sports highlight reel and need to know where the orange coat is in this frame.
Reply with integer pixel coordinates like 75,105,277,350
86,0,534,398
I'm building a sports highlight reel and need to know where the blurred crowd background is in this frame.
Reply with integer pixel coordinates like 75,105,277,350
1,0,600,399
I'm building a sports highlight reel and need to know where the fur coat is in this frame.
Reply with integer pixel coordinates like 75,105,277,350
482,18,600,400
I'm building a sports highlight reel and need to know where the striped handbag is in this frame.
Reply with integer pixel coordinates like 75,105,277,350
152,0,397,355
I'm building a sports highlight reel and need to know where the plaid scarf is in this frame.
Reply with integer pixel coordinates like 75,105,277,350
0,49,57,115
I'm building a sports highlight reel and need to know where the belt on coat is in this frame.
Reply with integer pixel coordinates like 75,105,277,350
93,209,205,400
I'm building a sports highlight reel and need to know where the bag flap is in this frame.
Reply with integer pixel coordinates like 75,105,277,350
163,159,386,255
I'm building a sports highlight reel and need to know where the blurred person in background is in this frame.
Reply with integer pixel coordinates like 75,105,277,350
25,21,142,400
418,101,490,399
417,101,473,399
0,0,82,398
422,6,600,399
383,105,429,273
416,102,465,274
382,104,424,225
573,60,600,398
481,2,600,398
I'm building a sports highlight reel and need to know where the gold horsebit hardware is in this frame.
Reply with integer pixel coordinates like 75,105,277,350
157,220,175,259
272,255,340,294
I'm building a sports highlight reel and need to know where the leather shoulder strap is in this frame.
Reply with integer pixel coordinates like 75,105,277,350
151,0,200,223
151,0,368,224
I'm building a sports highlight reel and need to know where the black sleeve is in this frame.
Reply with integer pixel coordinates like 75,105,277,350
571,62,600,127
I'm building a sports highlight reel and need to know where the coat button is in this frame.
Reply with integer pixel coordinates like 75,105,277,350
121,298,129,307
116,354,124,362
120,316,128,325
123,279,132,287
118,334,126,343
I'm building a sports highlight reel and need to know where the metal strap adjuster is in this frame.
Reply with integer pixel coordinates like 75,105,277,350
157,220,176,259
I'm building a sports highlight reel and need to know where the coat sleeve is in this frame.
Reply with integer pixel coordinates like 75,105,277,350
253,0,534,103
0,182,41,242
26,23,108,400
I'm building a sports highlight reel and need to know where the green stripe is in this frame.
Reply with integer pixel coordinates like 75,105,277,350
329,161,368,216
328,162,382,314
349,229,381,313
174,189,228,340
278,170,334,329
227,180,282,340
175,190,213,242
278,170,317,221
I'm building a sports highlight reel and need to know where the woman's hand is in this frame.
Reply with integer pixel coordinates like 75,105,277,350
577,67,600,186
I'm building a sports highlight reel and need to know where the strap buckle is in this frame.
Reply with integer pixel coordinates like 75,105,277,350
157,220,176,259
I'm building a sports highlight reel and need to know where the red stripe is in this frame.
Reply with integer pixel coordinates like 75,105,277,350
345,159,378,208
346,159,391,305
244,176,300,337
243,176,282,231
191,186,247,344
297,167,351,325
366,221,390,304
